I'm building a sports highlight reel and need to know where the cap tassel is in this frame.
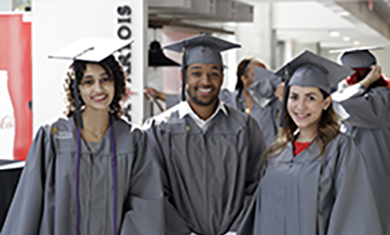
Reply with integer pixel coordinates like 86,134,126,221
279,66,290,128
181,47,187,101
72,70,84,129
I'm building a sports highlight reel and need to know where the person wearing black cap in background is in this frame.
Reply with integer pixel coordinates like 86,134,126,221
331,47,390,235
238,50,382,235
143,34,266,235
145,57,282,147
1,38,164,235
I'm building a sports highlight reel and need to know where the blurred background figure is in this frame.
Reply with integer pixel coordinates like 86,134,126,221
332,47,390,235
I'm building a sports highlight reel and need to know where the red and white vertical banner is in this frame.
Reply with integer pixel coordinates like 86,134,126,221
0,13,33,161
32,0,147,131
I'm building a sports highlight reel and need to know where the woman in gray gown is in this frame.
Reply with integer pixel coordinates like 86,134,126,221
1,39,163,235
238,50,383,235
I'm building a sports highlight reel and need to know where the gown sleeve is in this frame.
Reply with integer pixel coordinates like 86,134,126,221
235,182,262,235
332,84,390,128
120,129,165,235
165,94,181,110
144,121,192,235
231,116,266,231
1,126,54,235
326,137,383,235
244,116,266,204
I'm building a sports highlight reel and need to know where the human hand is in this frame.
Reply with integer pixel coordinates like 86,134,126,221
366,65,382,82
359,65,382,89
144,87,166,101
275,82,285,103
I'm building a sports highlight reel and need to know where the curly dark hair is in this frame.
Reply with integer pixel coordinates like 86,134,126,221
64,55,127,120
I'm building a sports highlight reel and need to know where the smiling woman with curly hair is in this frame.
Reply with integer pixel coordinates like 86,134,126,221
2,39,164,235
64,54,127,120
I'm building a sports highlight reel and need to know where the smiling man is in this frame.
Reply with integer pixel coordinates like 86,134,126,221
143,34,266,235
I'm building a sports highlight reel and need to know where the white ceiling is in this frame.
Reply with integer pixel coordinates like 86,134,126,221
238,0,390,48
148,0,390,49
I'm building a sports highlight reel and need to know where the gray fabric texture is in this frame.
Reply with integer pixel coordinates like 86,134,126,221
333,85,390,234
144,103,266,235
238,133,383,235
1,116,164,235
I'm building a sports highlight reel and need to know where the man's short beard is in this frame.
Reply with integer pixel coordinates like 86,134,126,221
187,92,218,106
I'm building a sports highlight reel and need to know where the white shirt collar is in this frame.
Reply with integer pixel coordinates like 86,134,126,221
178,100,228,132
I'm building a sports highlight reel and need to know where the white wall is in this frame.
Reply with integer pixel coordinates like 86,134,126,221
273,2,354,31
235,2,274,70
0,0,12,11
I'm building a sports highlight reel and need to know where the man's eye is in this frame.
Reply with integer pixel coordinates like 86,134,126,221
289,95,297,100
192,72,201,77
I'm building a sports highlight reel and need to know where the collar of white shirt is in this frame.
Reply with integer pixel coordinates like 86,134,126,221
178,100,228,132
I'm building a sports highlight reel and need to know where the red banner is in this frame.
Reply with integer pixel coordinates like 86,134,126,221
0,13,32,161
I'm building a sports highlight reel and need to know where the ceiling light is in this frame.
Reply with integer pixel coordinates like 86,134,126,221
337,10,351,17
329,31,340,37
353,41,360,46
343,36,351,42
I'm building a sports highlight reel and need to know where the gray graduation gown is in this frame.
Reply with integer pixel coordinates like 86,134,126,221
332,84,390,234
165,87,279,147
144,104,266,235
220,80,280,148
238,133,383,235
1,116,164,235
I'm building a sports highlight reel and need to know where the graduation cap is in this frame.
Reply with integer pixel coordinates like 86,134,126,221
248,66,282,99
49,38,132,235
48,38,132,129
254,66,282,90
329,46,384,68
164,34,241,100
275,50,353,127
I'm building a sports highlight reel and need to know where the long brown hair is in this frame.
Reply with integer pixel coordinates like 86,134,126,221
64,55,127,120
261,87,340,165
